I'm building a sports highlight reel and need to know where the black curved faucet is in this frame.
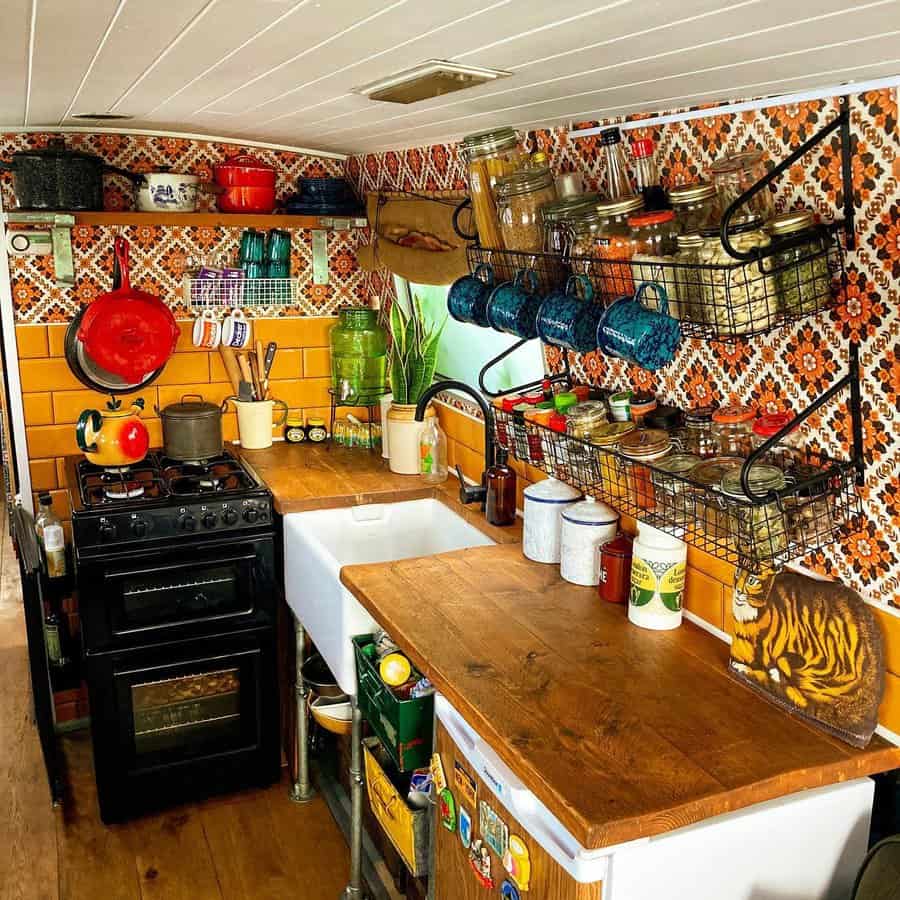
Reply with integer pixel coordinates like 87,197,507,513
414,380,496,510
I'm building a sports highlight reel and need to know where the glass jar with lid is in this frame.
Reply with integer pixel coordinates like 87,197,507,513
667,182,721,233
570,196,645,301
683,406,718,458
691,456,744,547
711,405,756,457
784,462,835,550
461,127,525,251
698,217,778,335
567,401,608,439
766,209,832,315
709,150,774,221
628,209,680,307
524,407,554,465
618,428,672,510
541,193,599,257
672,232,705,322
496,167,558,254
751,411,802,462
590,421,635,498
720,464,789,563
630,393,657,427
652,453,702,526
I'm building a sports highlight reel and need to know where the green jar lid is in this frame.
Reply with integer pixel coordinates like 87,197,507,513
554,392,578,413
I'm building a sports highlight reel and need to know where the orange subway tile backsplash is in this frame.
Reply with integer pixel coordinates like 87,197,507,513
16,325,48,359
156,352,211,385
302,347,331,378
26,424,81,459
29,459,58,492
19,358,84,393
23,393,53,426
51,389,157,425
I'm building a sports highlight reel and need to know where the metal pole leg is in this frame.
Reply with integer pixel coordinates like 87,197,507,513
342,700,365,899
290,615,316,803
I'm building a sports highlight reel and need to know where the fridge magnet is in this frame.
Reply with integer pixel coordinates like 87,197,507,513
438,787,457,832
430,752,447,793
500,880,521,900
453,759,478,808
728,568,885,748
458,806,472,849
479,801,509,858
468,839,494,889
503,834,531,891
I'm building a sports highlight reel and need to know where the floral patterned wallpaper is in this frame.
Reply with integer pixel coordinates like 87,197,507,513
1,132,371,321
346,88,900,608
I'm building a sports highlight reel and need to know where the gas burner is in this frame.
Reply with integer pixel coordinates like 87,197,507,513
160,453,256,498
103,481,146,500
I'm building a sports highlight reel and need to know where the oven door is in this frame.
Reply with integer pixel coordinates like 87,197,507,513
86,628,280,822
79,534,276,651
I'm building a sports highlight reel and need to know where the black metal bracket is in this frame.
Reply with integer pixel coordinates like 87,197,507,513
478,338,572,399
720,94,855,260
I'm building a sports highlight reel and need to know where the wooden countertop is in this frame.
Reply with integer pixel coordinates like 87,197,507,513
341,544,900,850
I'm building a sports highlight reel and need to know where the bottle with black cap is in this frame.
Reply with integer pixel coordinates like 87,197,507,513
600,127,636,200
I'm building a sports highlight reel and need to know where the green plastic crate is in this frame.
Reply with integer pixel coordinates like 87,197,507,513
353,634,433,772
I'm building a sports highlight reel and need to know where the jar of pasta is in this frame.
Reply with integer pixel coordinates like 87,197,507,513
667,182,721,233
590,421,635,498
709,150,774,222
721,464,789,564
628,209,680,307
711,405,756,457
766,209,832,316
698,218,778,335
673,232,704,322
496,167,558,255
618,428,672,510
461,127,525,252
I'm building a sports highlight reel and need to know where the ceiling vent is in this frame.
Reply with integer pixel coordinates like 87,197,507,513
71,113,134,121
353,60,511,104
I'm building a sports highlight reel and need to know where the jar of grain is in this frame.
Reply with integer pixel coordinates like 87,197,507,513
667,182,721,233
496,167,558,254
628,209,680,310
672,231,705,322
709,150,774,222
461,127,525,252
765,209,832,316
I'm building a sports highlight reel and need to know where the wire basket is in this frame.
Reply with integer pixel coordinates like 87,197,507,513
468,224,845,342
494,408,860,571
184,277,298,308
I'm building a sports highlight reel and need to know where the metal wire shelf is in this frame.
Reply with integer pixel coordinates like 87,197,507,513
184,277,298,308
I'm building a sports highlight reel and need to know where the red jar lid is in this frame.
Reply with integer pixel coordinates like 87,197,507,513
549,412,568,433
571,384,591,402
630,138,655,159
753,412,795,437
628,210,675,227
712,404,756,424
522,392,544,405
601,535,633,558
501,396,521,412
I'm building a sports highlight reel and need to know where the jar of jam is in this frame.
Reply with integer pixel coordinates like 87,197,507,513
285,412,306,443
711,405,756,457
618,428,672,510
590,421,634,498
306,417,328,443
683,406,718,458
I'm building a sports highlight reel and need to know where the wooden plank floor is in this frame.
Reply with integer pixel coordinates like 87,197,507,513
0,513,351,900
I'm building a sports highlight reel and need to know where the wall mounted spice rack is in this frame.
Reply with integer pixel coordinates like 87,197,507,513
184,276,298,308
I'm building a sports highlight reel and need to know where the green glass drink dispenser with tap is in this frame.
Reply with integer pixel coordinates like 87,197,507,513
329,307,388,403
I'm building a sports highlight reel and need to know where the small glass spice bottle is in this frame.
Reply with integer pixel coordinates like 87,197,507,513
711,405,757,457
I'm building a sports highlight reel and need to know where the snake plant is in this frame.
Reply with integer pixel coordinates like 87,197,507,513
388,295,447,405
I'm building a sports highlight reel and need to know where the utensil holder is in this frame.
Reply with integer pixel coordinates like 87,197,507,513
224,397,287,450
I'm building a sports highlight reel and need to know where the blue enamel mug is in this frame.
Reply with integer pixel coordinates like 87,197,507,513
536,274,602,353
447,263,495,327
486,268,541,339
597,281,682,371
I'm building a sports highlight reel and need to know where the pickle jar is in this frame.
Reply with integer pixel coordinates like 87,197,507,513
682,406,718,458
709,150,774,222
721,464,789,563
667,182,721,233
711,405,756,457
627,209,680,306
461,127,525,251
590,421,635,498
766,209,832,315
496,167,558,255
673,232,705,322
618,427,672,510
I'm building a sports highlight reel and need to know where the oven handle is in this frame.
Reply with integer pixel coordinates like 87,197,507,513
103,551,258,580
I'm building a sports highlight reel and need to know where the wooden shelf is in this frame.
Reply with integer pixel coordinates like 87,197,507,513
70,211,368,229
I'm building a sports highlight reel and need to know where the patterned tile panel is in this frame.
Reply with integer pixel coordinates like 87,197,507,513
345,89,900,608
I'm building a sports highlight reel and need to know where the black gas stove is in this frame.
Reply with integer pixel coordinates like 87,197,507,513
66,449,280,823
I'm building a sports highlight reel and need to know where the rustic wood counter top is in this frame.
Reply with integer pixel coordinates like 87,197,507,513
341,543,900,850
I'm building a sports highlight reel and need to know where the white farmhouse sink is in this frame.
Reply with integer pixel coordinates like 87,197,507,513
284,498,495,695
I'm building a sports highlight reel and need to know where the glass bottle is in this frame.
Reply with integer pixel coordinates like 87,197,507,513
485,448,517,526
329,308,388,403
630,137,668,210
765,209,832,315
496,167,558,254
419,418,448,483
35,493,66,579
599,128,635,200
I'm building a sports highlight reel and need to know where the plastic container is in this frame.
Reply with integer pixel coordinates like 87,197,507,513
496,167,558,254
766,209,832,315
560,497,619,586
330,308,388,402
522,478,582,564
628,523,687,631
711,405,756,457
419,417,448,483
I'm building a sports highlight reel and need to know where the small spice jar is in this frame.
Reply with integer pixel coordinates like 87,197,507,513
711,405,756,457
667,181,721,233
284,411,306,443
672,231,705,322
590,421,634,498
691,456,744,546
709,150,774,222
720,464,789,563
651,453,702,526
493,396,514,451
766,209,832,315
496,167,559,254
598,534,633,604
683,406,718,458
306,417,328,442
618,428,672,510
630,392,657,427
548,411,572,480
627,209,680,304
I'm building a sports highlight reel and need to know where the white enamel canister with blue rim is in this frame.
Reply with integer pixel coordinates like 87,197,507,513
522,478,581,564
560,496,619,586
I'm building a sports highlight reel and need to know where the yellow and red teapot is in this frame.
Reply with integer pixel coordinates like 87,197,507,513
76,397,150,468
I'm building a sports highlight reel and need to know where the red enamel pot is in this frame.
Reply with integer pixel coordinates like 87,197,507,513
213,153,277,213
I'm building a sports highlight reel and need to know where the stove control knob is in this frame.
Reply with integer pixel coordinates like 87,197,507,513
178,513,197,532
242,507,259,524
202,512,218,529
99,522,116,541
131,518,148,538
223,507,239,526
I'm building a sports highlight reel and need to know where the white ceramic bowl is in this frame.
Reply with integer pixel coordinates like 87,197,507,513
136,173,200,212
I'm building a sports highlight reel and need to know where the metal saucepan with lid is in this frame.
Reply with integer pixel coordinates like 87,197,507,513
155,394,224,462
0,137,136,211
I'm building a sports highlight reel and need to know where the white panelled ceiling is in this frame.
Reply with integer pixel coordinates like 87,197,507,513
3,0,899,154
